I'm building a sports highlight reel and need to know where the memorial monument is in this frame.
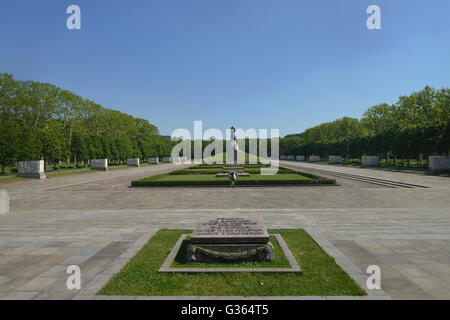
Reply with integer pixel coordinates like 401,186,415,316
186,217,274,263
17,160,46,179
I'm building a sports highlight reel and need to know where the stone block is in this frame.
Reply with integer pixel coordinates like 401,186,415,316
296,156,305,161
91,159,108,171
17,160,46,179
187,242,274,263
280,156,288,160
147,157,159,164
362,156,380,167
428,156,450,175
329,156,343,164
162,157,172,163
309,155,320,162
287,155,295,160
126,158,140,168
0,190,9,214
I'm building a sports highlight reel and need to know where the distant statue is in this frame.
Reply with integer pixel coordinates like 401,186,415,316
229,126,239,164
228,171,238,181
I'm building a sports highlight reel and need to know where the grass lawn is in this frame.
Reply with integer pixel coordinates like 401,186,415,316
0,176,26,184
132,164,336,186
98,229,365,296
172,235,291,269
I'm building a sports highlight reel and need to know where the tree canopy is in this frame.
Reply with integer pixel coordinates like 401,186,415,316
0,73,176,172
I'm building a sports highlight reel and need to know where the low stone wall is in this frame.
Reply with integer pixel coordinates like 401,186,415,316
148,157,159,164
17,160,46,179
91,159,108,171
329,156,343,164
296,156,305,161
428,156,450,175
0,190,9,214
127,158,140,168
362,156,380,167
309,155,320,162
287,156,295,160
162,157,172,163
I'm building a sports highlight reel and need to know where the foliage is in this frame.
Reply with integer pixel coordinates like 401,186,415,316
281,86,450,162
0,73,177,173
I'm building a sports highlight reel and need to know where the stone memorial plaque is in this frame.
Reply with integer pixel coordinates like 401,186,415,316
191,217,269,244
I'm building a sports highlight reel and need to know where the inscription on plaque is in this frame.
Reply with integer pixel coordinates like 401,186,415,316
191,217,269,244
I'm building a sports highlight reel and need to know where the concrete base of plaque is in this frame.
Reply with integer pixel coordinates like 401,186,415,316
187,242,274,263
186,217,274,263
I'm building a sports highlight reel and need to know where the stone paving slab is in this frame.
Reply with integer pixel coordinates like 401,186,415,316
0,162,449,300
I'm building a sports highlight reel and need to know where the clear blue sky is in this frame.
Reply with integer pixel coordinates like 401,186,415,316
1,0,449,136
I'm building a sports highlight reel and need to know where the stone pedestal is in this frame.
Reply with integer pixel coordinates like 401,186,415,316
428,156,450,175
187,242,274,263
362,156,380,167
91,159,108,171
187,217,274,262
148,157,159,164
17,160,46,179
309,155,320,162
0,190,9,214
127,158,140,168
329,156,343,164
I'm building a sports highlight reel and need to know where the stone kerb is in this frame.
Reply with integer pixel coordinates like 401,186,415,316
17,160,46,179
428,156,450,175
361,156,380,167
329,156,343,164
309,155,320,162
0,190,9,214
91,159,108,171
127,158,140,168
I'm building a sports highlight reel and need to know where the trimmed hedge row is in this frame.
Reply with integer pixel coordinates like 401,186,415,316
234,178,336,186
131,173,232,186
132,179,232,186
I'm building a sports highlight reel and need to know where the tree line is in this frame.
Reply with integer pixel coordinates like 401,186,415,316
0,73,176,173
281,86,450,166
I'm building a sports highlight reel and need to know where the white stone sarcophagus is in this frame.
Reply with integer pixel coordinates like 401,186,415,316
17,160,46,179
0,190,9,214
428,156,450,175
362,156,380,167
91,159,108,171
329,156,343,164
127,158,140,168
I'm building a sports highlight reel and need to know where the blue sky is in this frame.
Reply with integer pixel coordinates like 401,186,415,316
1,1,449,136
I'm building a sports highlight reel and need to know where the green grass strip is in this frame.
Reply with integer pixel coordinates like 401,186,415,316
98,229,366,296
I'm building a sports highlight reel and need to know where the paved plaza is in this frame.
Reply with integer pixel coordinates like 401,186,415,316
0,162,449,299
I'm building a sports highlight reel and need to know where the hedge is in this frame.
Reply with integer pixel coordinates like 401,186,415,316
234,178,336,186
